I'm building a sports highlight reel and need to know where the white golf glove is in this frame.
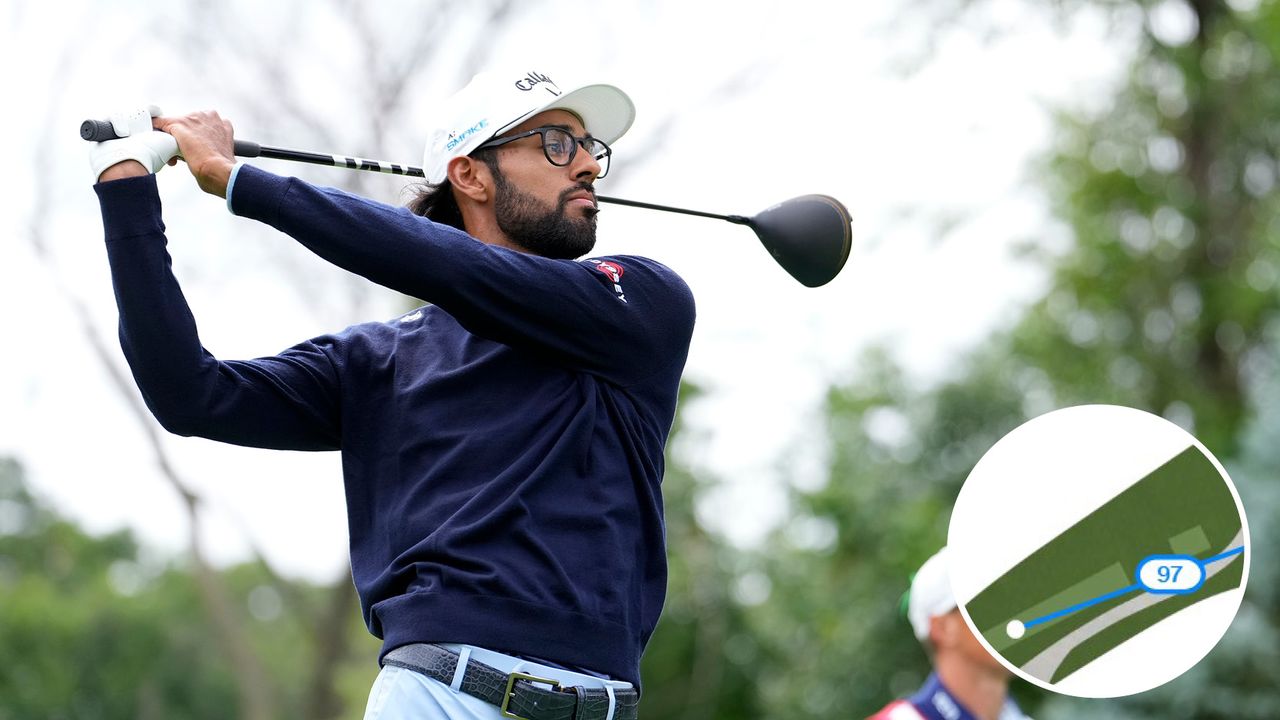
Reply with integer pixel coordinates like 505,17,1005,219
90,105,180,181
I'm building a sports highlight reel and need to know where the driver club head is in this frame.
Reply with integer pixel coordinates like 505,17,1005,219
747,195,852,287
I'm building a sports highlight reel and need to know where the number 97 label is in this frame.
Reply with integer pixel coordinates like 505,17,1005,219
1136,554,1206,594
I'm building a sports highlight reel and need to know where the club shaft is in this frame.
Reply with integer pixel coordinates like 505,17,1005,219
238,141,425,178
593,196,750,225
243,142,752,225
82,121,751,225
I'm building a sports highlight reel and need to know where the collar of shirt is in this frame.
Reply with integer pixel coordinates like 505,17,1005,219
907,673,1030,720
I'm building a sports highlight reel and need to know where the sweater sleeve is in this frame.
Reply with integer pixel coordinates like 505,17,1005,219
229,165,696,387
95,174,342,450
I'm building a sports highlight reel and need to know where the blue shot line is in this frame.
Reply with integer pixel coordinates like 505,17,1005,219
1201,545,1244,565
1022,583,1142,630
1017,545,1245,632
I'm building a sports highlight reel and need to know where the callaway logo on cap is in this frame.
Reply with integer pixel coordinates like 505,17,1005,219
422,69,636,184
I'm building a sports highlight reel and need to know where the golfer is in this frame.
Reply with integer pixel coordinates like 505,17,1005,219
90,69,695,720
869,548,1032,720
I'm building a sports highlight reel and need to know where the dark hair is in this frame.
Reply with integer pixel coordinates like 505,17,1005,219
407,180,464,229
406,149,499,231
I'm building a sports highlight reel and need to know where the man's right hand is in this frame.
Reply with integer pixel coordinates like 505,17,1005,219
154,110,237,198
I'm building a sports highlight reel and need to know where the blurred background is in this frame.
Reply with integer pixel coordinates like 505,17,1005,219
2,0,1278,717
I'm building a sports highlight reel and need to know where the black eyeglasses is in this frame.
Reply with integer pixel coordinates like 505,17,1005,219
475,126,613,178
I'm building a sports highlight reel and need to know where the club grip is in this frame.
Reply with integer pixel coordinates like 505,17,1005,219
79,118,260,158
80,119,117,141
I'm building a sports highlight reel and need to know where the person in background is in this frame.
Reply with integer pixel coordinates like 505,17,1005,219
868,547,1032,720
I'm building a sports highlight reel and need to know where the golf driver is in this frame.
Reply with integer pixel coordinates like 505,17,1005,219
82,120,852,287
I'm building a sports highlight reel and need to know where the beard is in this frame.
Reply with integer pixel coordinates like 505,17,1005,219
491,168,598,259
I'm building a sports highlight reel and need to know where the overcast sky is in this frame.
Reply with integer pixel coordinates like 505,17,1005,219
0,0,1131,581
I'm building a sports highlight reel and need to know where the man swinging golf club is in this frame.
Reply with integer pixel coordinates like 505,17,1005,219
90,69,695,720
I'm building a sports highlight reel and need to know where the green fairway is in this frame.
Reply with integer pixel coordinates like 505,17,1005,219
963,445,1244,677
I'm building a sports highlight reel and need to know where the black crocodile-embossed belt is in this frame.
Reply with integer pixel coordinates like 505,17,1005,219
383,643,640,720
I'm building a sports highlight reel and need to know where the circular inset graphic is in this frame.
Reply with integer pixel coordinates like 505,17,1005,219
947,405,1249,698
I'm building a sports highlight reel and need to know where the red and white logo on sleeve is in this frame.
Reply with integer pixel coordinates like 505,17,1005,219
588,259,628,303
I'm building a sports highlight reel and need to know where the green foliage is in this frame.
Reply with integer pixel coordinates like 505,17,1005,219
1016,0,1280,454
0,382,748,719
640,381,764,719
0,459,238,719
0,459,376,719
734,1,1280,716
1040,339,1280,718
735,345,1038,718
11,2,1280,716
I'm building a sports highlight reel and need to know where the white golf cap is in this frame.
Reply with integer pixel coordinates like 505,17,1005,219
907,547,957,642
422,68,636,183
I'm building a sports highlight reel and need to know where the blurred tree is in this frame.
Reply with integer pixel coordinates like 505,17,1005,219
1039,333,1280,720
1012,0,1280,454
0,456,235,718
639,382,764,720
15,0,1280,716
0,379,738,719
1016,3,1280,712
16,2,509,717
0,456,379,719
742,347,1034,718
743,0,1280,717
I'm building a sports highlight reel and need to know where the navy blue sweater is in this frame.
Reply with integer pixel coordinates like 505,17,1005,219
94,166,696,688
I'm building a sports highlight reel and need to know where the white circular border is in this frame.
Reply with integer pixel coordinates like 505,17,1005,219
947,404,1250,698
